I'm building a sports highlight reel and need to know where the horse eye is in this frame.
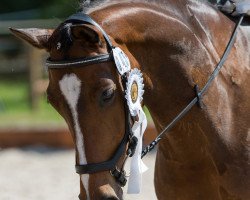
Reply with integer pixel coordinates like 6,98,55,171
101,88,114,102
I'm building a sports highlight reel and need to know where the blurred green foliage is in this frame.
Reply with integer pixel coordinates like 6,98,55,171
0,0,79,19
0,78,65,128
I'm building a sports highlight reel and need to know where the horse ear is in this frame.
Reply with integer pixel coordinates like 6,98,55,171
9,28,54,50
71,25,100,44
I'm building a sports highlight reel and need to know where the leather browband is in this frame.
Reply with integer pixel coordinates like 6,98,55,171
46,53,113,68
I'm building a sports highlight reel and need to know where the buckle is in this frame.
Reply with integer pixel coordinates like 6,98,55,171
194,85,203,108
110,167,127,187
127,136,138,157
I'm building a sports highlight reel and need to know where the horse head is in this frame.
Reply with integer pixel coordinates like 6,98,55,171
10,13,143,200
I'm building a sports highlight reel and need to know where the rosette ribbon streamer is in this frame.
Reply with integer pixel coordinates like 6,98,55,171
125,69,148,194
127,108,148,193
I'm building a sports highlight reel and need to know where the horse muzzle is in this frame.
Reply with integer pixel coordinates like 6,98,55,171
79,184,123,200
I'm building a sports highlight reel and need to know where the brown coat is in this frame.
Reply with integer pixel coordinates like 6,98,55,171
10,0,250,199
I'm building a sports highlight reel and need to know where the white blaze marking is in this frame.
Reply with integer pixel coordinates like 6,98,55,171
59,74,90,200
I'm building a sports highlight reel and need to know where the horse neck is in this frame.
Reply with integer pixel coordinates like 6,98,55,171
91,1,235,124
88,3,250,191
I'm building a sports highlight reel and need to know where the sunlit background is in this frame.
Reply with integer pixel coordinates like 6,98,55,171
0,1,157,199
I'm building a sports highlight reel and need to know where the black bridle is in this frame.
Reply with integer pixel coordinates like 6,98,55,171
46,12,245,188
46,13,136,187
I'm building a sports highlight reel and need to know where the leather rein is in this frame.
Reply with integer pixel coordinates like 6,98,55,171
45,13,245,187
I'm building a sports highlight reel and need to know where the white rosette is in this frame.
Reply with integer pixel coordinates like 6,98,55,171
125,68,144,116
125,69,148,194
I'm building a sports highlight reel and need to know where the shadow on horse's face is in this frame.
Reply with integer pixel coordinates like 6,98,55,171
10,24,126,200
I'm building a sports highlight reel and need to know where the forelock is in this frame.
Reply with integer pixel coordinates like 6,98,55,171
49,22,73,52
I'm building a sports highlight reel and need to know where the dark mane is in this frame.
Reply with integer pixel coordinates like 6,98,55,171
49,22,73,52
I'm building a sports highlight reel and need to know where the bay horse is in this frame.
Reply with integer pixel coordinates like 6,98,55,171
10,0,250,199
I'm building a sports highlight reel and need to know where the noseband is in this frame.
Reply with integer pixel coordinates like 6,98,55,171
46,11,245,191
46,13,138,187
